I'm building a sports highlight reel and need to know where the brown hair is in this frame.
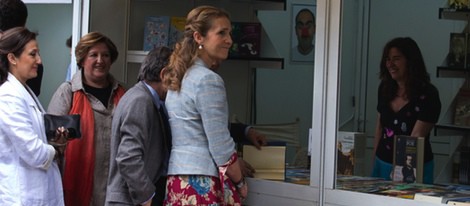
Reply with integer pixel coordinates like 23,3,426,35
75,32,118,69
378,37,430,102
162,5,230,91
0,27,36,84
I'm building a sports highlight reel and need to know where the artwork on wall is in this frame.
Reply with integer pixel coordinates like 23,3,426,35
291,3,316,63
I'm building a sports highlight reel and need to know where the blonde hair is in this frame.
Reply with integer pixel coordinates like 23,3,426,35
162,5,230,91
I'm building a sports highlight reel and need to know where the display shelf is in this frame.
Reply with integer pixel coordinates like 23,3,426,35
434,123,470,136
437,7,470,78
437,66,470,78
127,50,284,69
439,8,470,21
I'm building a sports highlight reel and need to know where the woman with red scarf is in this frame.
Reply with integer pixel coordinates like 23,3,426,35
48,32,125,206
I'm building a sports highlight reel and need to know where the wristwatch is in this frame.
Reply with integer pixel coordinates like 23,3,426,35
235,177,246,189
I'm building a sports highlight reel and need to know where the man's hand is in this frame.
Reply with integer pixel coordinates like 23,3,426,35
247,128,267,150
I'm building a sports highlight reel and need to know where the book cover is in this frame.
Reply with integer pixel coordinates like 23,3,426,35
168,16,185,49
392,135,424,183
448,33,467,68
229,22,261,58
143,16,170,51
336,131,366,176
454,89,470,126
242,144,286,181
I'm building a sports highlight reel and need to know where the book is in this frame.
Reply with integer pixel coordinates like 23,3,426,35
336,175,393,194
448,33,468,68
445,183,470,194
392,135,424,183
454,88,470,126
229,22,261,58
168,16,185,49
242,144,286,181
414,191,470,204
143,16,170,51
336,131,366,176
373,182,448,200
460,147,470,184
285,167,310,185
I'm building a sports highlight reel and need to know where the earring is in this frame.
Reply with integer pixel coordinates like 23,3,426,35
198,44,203,50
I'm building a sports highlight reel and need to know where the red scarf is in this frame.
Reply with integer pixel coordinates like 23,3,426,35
63,86,125,206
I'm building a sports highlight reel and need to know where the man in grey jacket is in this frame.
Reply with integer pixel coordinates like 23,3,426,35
105,47,172,206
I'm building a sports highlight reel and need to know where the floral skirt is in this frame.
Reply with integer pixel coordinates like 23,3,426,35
163,175,241,206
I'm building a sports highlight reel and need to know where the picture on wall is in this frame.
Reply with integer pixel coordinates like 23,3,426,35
291,4,316,63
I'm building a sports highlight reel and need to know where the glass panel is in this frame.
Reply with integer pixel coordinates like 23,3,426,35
127,0,315,186
336,0,470,200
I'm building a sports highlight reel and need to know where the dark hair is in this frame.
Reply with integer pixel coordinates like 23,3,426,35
66,35,72,48
0,0,27,31
138,46,172,82
0,27,37,84
163,5,230,91
379,37,430,102
295,8,315,26
75,32,118,69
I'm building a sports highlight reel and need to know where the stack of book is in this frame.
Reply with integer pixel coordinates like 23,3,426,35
242,143,286,181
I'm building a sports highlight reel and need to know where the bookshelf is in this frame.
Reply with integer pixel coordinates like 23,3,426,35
437,8,470,78
126,0,285,69
127,50,284,69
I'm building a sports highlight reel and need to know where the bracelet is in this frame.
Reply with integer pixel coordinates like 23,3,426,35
235,177,246,189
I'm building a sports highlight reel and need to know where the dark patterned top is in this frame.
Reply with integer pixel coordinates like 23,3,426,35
376,83,441,163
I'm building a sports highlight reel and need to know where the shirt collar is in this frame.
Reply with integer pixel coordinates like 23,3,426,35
143,81,163,109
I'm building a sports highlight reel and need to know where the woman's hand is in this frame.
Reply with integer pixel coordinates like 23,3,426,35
48,126,69,157
239,159,255,177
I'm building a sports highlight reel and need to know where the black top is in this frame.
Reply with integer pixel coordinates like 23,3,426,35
26,64,43,96
376,83,441,163
83,83,112,108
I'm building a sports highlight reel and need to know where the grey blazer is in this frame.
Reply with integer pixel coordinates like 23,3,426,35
105,81,168,205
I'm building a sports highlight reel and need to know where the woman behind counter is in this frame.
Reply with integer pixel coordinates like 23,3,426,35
372,37,441,184
162,5,247,205
48,31,125,206
0,27,65,205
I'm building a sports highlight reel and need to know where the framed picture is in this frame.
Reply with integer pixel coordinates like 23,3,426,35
291,4,316,63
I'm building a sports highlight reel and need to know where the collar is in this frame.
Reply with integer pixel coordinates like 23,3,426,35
143,81,163,109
